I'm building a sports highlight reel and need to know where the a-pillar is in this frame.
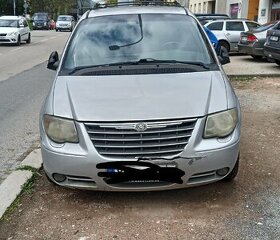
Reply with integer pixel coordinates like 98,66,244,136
258,0,271,24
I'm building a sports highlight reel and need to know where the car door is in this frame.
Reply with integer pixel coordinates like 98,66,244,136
23,19,29,40
205,21,224,40
225,21,245,51
18,19,27,40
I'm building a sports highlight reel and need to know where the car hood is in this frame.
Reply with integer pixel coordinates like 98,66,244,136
0,27,19,34
57,21,70,24
53,71,228,121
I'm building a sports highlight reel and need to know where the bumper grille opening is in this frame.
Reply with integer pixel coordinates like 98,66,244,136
188,170,217,184
85,118,197,159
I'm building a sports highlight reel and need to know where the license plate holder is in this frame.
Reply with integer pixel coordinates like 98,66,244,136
270,36,279,42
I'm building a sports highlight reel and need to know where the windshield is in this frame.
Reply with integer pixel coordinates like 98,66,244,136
58,16,72,21
62,14,214,71
33,14,47,21
0,19,19,28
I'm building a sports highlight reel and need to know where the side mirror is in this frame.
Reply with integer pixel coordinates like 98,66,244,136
217,46,230,65
47,51,59,70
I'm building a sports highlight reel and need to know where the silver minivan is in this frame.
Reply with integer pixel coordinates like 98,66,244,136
40,3,241,191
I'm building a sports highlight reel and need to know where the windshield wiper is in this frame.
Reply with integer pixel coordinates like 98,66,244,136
67,59,210,75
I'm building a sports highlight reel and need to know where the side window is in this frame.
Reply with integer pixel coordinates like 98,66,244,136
23,20,28,27
246,22,260,30
207,22,223,31
19,19,24,26
226,22,244,31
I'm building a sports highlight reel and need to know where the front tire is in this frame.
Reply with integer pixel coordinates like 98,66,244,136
222,154,239,182
219,41,230,53
16,35,21,46
26,33,31,44
251,55,262,60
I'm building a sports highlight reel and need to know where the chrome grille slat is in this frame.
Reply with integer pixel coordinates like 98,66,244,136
99,148,185,156
85,119,197,159
87,126,194,135
94,141,189,148
90,134,191,142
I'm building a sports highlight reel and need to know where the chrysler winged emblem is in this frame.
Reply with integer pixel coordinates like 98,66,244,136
135,123,148,132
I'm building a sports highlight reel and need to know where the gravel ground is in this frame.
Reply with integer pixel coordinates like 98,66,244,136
0,77,279,240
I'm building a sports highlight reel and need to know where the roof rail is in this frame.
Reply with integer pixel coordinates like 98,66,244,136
91,1,182,10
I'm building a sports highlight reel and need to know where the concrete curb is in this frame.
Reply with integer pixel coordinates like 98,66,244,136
0,149,42,219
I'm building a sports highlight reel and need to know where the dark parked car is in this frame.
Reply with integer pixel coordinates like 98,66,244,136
32,12,51,30
264,22,280,65
238,21,279,59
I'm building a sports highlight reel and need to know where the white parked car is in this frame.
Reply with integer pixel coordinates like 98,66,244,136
205,19,260,52
0,16,31,45
56,15,75,32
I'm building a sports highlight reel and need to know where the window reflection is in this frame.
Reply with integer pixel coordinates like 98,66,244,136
63,14,212,69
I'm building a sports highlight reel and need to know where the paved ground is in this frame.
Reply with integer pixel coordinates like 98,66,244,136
0,31,68,184
224,54,280,76
0,77,279,240
0,30,70,82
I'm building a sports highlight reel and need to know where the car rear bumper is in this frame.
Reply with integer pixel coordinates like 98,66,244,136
238,43,264,56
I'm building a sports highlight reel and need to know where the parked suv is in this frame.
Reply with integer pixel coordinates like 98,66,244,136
0,16,31,45
264,22,280,65
32,12,51,30
205,19,261,52
40,2,241,191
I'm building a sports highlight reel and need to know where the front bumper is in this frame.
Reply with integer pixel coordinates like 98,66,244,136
264,45,280,61
41,117,241,191
56,26,71,31
0,35,18,44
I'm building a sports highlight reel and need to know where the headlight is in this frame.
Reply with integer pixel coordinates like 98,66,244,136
44,22,47,26
7,31,17,36
204,109,238,138
43,115,79,143
32,22,35,26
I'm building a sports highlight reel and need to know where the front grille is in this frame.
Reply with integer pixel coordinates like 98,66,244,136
85,119,197,159
0,34,7,37
0,39,10,42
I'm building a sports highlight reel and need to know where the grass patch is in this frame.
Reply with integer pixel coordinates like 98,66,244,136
229,76,257,82
0,168,40,222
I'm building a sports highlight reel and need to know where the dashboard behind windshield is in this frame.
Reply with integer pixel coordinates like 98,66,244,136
62,14,214,71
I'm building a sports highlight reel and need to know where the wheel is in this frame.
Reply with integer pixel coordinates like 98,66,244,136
16,35,21,46
275,60,280,66
56,29,58,32
219,41,230,53
222,154,239,182
251,55,262,60
26,33,31,44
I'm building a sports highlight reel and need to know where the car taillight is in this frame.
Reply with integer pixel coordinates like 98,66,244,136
247,34,257,42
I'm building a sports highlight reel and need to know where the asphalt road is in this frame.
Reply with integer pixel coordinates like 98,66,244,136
0,30,70,82
0,30,69,183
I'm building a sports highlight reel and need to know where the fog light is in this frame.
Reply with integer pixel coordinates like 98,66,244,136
53,173,66,182
216,167,229,176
